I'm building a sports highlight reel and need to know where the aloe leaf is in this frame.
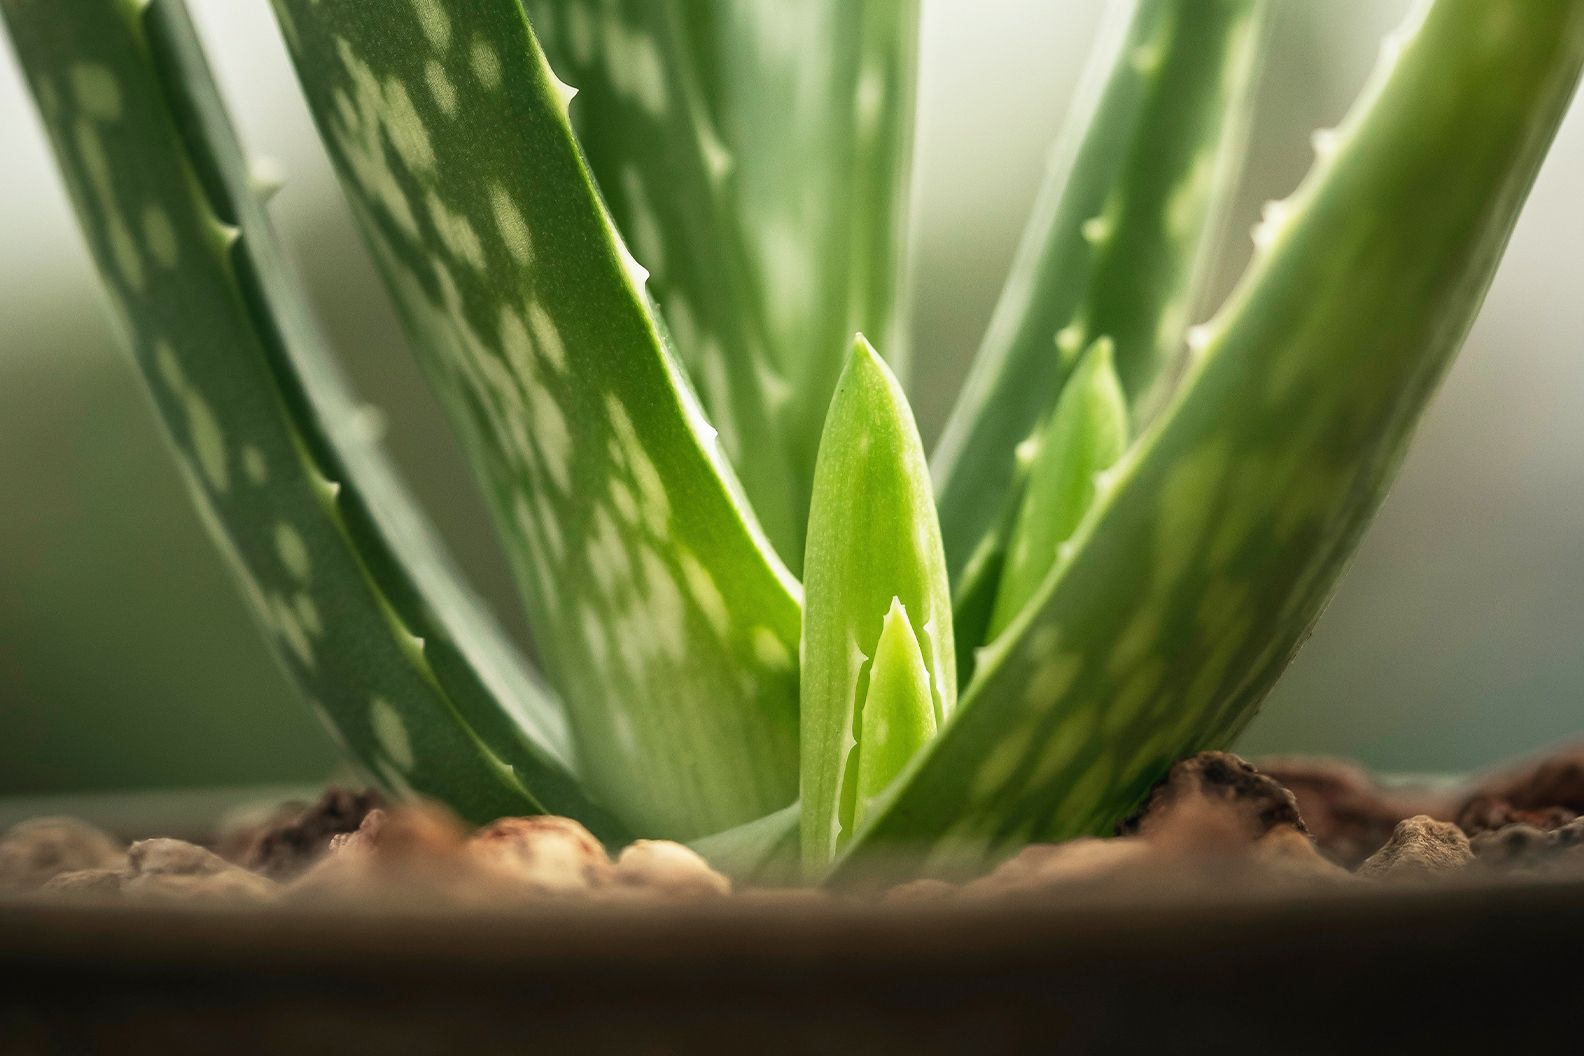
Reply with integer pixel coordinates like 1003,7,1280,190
932,0,1270,587
708,3,923,507
521,0,801,560
2,0,628,836
834,0,1584,879
987,339,1129,640
529,2,921,563
801,337,953,872
269,0,804,839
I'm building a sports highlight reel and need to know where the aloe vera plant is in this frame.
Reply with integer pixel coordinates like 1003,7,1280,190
7,0,1582,882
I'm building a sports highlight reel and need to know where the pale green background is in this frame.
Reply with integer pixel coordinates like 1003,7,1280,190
1,1,1579,796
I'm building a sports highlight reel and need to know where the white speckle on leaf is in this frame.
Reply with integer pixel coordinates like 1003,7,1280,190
381,78,435,172
410,0,452,51
106,213,145,292
425,60,458,115
970,735,1028,801
1024,650,1082,708
69,63,121,121
1028,707,1095,788
527,378,572,493
498,305,534,378
142,204,178,268
294,593,324,637
609,478,639,526
472,39,503,89
184,391,229,493
370,695,416,771
679,551,729,638
855,65,885,136
271,592,314,668
490,184,533,265
581,605,610,667
425,191,484,268
275,522,312,581
527,301,567,373
638,550,687,661
752,627,792,672
1054,323,1085,359
241,445,268,484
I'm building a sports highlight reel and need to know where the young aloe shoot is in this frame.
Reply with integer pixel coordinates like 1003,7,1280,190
988,339,1129,641
800,337,953,872
7,0,1582,883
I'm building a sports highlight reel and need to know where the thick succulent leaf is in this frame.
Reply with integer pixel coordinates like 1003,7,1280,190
801,338,953,872
529,1,921,564
834,0,1584,880
932,0,1270,586
270,0,801,839
522,0,801,560
988,339,1129,641
709,2,923,510
2,0,627,836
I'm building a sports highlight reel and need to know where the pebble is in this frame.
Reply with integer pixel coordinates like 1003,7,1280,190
610,840,730,899
1357,816,1472,881
1256,756,1443,868
471,816,613,895
1119,752,1307,842
40,867,125,899
1455,745,1584,835
1250,826,1353,884
0,817,125,893
122,837,277,903
240,787,384,880
15,745,1584,909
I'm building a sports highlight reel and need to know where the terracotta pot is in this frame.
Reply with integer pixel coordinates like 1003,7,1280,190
3,877,1580,1053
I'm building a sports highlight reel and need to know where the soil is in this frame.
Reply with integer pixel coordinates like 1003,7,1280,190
2,745,1582,908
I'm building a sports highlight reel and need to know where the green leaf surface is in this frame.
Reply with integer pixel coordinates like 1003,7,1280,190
932,0,1270,587
529,1,921,565
269,0,805,839
687,800,800,886
988,339,1129,640
3,0,626,836
801,338,953,873
835,0,1584,880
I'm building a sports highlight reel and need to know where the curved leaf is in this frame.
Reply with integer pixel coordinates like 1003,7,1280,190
271,0,802,838
3,0,626,836
836,0,1584,880
523,0,801,560
933,0,1271,586
529,1,921,565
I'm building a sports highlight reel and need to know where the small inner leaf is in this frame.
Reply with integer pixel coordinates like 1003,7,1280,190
800,336,954,874
853,598,938,833
989,339,1129,639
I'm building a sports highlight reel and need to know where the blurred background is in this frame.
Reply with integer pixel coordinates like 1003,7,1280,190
1,1,1579,805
